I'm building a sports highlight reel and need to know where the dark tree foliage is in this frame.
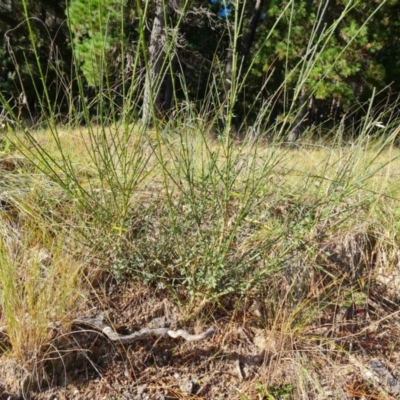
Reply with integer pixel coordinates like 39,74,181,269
0,0,71,123
1,0,400,133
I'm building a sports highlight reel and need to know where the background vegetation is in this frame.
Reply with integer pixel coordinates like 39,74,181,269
1,0,400,135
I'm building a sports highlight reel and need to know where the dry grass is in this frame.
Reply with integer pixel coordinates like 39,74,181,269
1,127,400,398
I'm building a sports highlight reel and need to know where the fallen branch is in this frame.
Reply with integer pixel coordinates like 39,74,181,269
0,318,216,345
72,317,216,344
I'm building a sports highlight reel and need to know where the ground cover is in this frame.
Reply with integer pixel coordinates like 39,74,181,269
1,127,400,399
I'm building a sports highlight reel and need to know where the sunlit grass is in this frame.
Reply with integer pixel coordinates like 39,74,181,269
0,217,84,362
14,126,400,200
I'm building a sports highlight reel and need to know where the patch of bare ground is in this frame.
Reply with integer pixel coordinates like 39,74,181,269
2,266,400,400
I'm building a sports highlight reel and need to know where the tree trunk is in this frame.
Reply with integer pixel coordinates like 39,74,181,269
142,0,166,125
287,87,308,142
240,0,264,57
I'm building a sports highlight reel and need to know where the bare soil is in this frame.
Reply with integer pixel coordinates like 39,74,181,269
2,276,400,400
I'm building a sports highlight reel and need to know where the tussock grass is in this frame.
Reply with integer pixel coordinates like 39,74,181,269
0,159,85,362
0,233,83,358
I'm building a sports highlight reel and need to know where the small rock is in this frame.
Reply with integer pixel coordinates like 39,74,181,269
180,379,195,394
